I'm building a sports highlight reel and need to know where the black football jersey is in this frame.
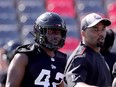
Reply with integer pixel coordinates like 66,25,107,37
64,42,112,87
15,44,67,87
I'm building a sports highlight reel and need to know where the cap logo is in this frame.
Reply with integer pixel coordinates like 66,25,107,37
94,15,102,20
54,24,61,27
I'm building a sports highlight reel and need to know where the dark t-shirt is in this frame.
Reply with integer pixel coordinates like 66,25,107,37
64,42,112,87
101,51,116,82
15,44,67,87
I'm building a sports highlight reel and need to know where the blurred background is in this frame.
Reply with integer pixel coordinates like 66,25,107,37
0,0,116,57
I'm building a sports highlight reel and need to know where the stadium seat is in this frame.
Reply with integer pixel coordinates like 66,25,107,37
59,17,81,55
19,13,36,25
0,0,17,24
46,0,76,18
59,36,80,56
21,24,34,45
17,0,45,14
17,0,45,25
0,29,19,44
63,17,81,38
0,13,17,24
106,1,116,30
16,0,46,44
75,0,106,17
0,0,15,13
0,0,19,45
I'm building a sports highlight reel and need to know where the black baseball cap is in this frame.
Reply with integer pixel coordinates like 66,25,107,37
81,13,111,30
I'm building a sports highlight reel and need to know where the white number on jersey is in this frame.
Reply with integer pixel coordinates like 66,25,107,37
34,69,64,87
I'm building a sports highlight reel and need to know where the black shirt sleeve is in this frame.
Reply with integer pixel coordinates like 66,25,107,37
113,62,116,77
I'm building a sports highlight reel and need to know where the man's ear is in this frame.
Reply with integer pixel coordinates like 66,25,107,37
81,30,85,37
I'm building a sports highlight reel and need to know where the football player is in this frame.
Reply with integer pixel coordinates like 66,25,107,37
5,12,67,87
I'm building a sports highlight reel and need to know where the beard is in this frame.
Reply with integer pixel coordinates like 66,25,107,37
97,41,104,47
96,37,105,47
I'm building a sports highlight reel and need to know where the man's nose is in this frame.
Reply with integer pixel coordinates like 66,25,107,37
98,30,105,35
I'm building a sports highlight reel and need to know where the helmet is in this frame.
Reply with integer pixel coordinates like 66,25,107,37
33,12,67,50
3,40,21,62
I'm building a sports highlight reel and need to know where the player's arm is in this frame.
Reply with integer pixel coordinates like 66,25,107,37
5,53,28,87
112,77,116,87
57,81,64,87
74,82,98,87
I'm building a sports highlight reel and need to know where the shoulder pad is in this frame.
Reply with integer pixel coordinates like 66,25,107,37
56,51,67,59
56,51,67,63
56,51,67,70
15,44,35,53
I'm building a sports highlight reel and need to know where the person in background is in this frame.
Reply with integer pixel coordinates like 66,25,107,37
100,29,116,82
0,40,20,87
5,12,67,87
64,13,112,87
0,48,8,87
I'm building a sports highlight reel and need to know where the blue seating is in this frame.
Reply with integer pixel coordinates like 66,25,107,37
0,13,17,24
75,0,106,16
0,0,15,13
0,0,115,54
63,17,81,39
16,0,46,44
18,0,45,14
0,30,19,44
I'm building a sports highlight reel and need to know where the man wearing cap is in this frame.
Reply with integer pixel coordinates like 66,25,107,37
64,13,112,87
